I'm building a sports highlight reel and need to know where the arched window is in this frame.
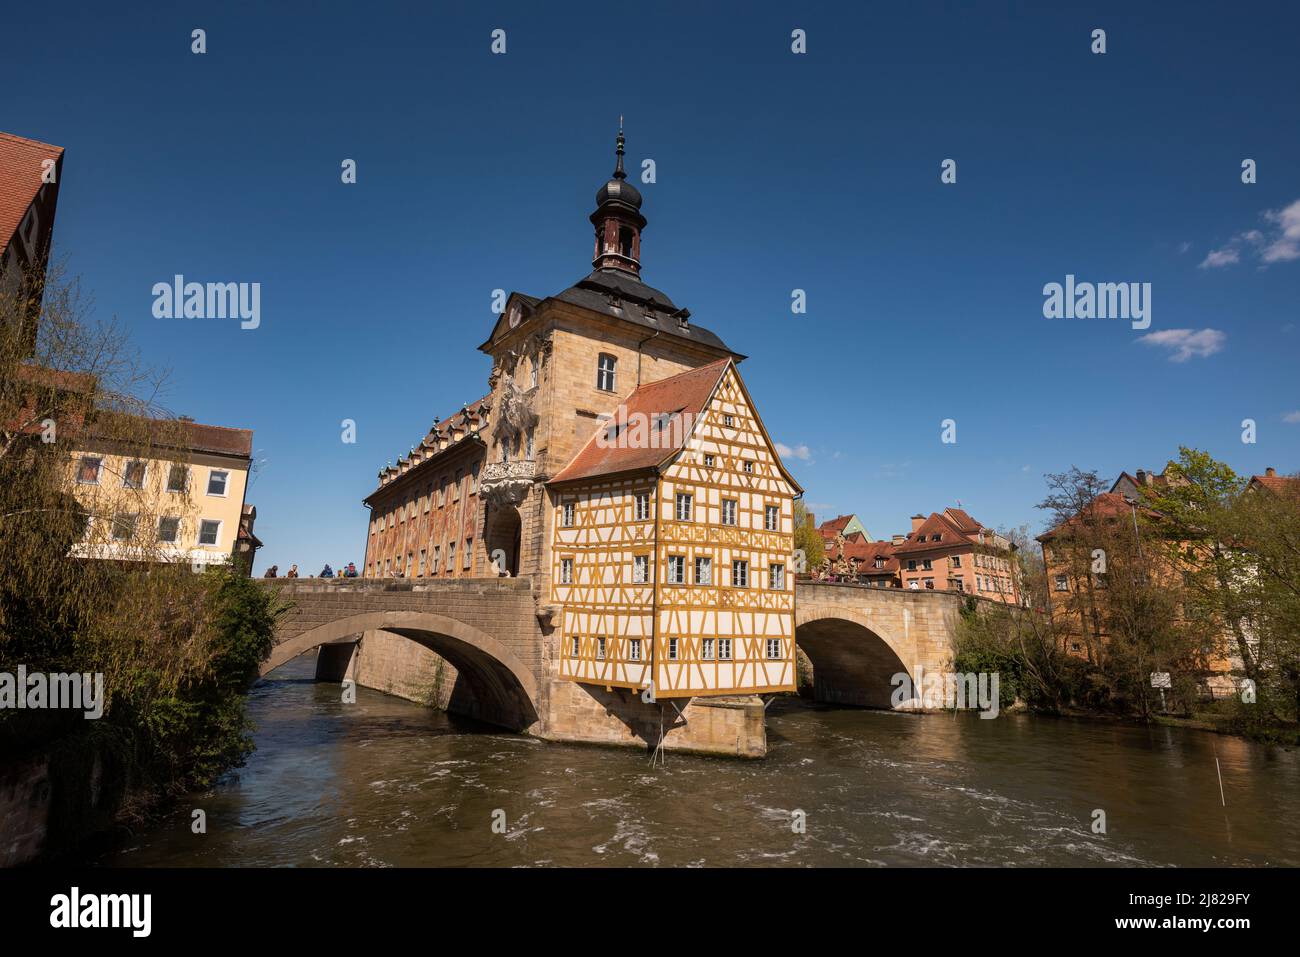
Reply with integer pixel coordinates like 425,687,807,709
596,353,617,391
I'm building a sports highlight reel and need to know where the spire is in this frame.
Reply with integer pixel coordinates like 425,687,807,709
613,117,626,180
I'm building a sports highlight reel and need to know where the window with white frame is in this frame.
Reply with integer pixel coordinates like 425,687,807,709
718,638,732,660
667,555,685,584
571,636,580,657
704,453,715,467
634,492,650,521
198,519,220,546
207,470,229,496
432,545,441,573
765,504,778,531
560,558,573,584
1054,575,1069,592
742,460,754,474
463,538,472,569
701,638,714,660
76,456,102,485
629,638,641,662
562,503,575,527
166,463,188,492
766,639,781,660
111,512,137,541
667,638,679,661
732,560,749,587
157,516,180,543
596,353,617,391
675,493,692,521
122,460,146,489
722,499,737,526
694,556,712,585
723,414,734,427
633,554,649,584
769,563,785,589
596,637,606,659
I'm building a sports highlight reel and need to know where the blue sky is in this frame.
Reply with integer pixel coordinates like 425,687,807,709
5,0,1298,569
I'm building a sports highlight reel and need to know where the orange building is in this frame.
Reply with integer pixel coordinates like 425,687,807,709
892,507,1020,602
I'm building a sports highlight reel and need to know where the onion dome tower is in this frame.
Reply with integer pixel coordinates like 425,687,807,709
590,121,646,275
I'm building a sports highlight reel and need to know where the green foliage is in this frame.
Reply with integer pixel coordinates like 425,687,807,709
792,500,823,572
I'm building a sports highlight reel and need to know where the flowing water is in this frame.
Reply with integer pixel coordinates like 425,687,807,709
96,655,1300,867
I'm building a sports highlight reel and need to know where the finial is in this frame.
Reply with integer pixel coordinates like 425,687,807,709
613,119,626,180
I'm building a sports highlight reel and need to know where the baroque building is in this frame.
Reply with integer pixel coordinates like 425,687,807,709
361,128,802,698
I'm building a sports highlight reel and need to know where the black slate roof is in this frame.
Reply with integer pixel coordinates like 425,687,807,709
553,269,739,356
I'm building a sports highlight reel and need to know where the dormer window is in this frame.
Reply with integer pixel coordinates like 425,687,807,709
597,353,617,391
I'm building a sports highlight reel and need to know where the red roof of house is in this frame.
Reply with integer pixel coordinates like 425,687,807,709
0,131,62,252
80,410,253,458
1036,491,1155,542
943,507,981,533
818,514,854,537
1248,472,1299,494
549,359,732,484
893,511,978,554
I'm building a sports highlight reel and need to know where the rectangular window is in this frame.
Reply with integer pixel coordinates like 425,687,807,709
722,499,737,526
769,563,785,590
742,460,754,474
560,558,574,584
634,492,650,521
157,516,180,543
207,470,229,496
562,503,575,527
453,470,463,501
198,519,220,546
922,559,933,571
633,554,649,584
463,538,472,569
667,638,679,661
471,464,480,494
667,555,685,584
166,463,188,492
571,637,581,657
597,353,617,391
701,638,714,660
765,505,778,531
122,460,146,489
907,559,917,571
432,546,441,573
719,638,732,660
448,541,456,570
723,414,734,427
766,638,781,660
76,456,102,484
695,556,712,585
418,549,426,576
424,485,432,512
704,453,715,467
1054,575,1069,592
110,512,137,541
675,493,692,522
732,560,749,587
406,553,414,577
596,637,606,660
950,555,962,568
437,479,446,507
629,638,641,662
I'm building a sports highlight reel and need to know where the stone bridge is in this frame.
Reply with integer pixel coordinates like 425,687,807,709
259,577,973,755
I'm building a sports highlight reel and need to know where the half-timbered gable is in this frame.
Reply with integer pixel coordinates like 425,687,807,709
549,358,802,699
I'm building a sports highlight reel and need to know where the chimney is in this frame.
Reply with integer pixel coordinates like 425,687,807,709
1266,467,1276,477
806,512,816,529
1135,469,1147,486
892,534,905,546
910,514,926,533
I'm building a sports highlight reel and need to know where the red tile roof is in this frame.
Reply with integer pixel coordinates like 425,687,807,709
550,359,731,484
0,131,62,252
943,507,980,533
818,514,855,537
1248,472,1299,494
80,410,253,458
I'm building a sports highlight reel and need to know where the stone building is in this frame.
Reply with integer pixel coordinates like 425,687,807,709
360,128,802,699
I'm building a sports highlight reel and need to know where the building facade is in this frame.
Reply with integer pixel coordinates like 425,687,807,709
892,508,1020,602
361,128,803,699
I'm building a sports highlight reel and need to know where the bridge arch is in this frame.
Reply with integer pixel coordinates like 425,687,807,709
794,603,915,709
262,610,540,730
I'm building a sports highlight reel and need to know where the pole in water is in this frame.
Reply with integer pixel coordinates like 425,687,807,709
1211,737,1226,807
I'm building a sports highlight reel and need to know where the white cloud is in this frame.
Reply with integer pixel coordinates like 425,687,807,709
776,442,812,461
1138,328,1226,362
1199,247,1240,269
1199,198,1300,269
1283,410,1300,424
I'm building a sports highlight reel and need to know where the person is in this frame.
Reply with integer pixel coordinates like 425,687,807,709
287,564,299,578
264,565,278,578
320,564,334,578
345,562,358,578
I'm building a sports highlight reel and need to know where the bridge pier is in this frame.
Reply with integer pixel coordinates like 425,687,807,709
315,642,357,682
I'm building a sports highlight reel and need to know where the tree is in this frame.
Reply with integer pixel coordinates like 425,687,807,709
792,499,823,574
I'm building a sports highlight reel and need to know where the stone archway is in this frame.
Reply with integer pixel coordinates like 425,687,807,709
483,503,522,577
794,607,916,709
261,610,540,730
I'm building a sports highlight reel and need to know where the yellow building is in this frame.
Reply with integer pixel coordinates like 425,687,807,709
67,413,255,569
549,358,802,698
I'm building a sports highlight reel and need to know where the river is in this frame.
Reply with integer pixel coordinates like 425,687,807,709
94,654,1300,867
